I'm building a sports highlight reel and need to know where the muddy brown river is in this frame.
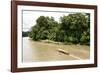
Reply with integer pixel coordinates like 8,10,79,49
22,37,90,62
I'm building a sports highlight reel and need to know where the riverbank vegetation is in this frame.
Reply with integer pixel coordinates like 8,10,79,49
23,13,90,45
22,31,29,37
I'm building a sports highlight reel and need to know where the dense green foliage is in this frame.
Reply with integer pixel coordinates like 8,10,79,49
22,32,29,37
29,13,90,45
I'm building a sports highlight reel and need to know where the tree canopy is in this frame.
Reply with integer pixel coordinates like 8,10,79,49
28,13,90,45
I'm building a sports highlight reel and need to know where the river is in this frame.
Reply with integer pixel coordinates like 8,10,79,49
22,37,90,62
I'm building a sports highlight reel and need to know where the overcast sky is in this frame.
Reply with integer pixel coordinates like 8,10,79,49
22,10,70,31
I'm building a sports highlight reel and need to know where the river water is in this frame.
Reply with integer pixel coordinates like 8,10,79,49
22,37,89,62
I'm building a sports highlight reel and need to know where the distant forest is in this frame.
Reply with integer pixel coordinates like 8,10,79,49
22,13,90,45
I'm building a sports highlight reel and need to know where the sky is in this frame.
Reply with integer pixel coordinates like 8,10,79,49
22,10,70,31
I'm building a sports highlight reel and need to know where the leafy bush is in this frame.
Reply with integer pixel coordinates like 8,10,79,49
29,13,90,45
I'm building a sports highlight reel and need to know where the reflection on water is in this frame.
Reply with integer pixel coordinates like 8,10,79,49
23,37,90,62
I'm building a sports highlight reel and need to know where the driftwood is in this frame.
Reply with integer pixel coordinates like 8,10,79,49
57,49,70,55
57,49,81,60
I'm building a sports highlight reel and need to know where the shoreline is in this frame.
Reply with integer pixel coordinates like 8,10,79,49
26,37,90,46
